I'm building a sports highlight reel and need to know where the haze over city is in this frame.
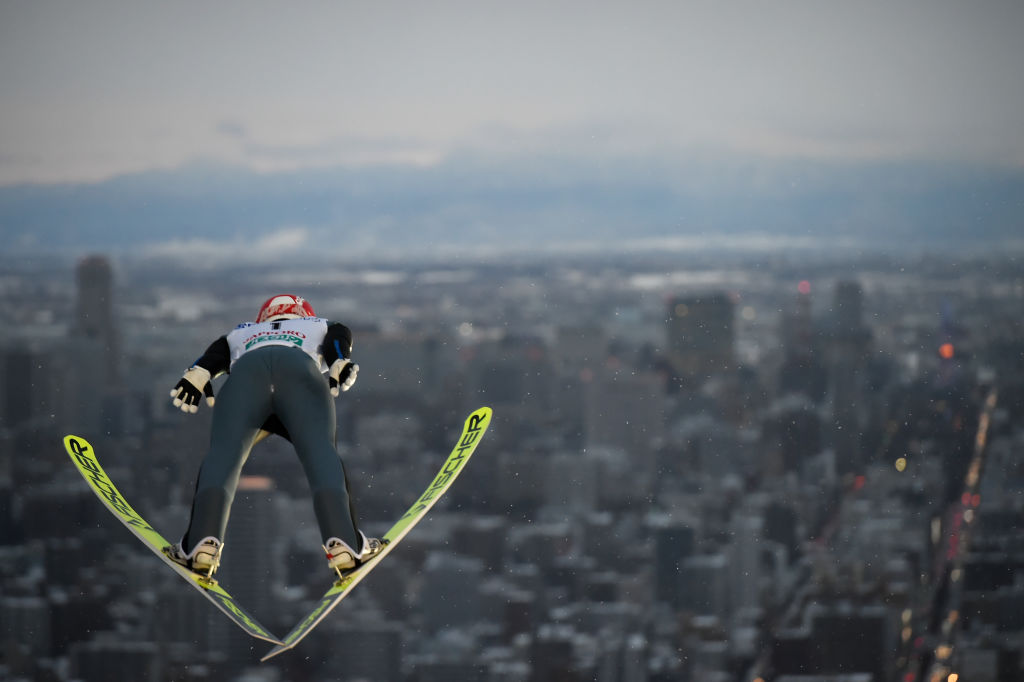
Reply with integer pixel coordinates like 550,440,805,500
3,1,1023,258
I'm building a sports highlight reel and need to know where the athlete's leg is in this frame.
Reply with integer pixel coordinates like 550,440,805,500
182,350,273,552
271,347,361,549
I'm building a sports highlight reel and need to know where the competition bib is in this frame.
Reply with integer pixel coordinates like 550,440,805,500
226,317,329,371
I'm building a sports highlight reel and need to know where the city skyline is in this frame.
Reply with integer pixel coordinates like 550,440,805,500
1,249,1022,680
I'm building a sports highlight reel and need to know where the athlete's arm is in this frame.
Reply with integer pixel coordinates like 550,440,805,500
322,323,353,365
323,322,358,396
192,336,231,378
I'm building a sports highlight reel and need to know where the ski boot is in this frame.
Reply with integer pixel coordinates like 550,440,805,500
324,531,385,579
165,536,224,582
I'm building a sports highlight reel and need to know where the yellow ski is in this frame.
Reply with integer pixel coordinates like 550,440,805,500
261,406,492,661
64,434,283,645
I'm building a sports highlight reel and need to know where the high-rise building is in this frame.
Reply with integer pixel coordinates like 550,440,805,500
415,661,488,682
1,596,51,656
544,451,599,514
418,552,484,632
728,513,763,615
73,255,119,380
826,279,873,475
219,475,280,665
469,333,555,445
778,283,827,401
1,347,65,430
452,516,507,573
772,604,892,679
530,624,576,682
763,502,800,563
649,517,697,608
833,279,865,334
583,369,666,478
761,397,823,476
810,605,892,680
3,349,33,426
69,638,160,682
323,622,403,682
666,293,735,386
65,255,120,434
678,554,730,619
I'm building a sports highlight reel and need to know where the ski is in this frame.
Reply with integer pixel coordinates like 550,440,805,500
63,434,283,645
261,406,493,661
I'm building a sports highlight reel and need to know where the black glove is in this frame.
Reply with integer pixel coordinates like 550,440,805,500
170,367,215,413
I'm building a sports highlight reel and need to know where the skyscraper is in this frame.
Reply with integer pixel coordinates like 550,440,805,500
324,622,403,682
666,293,735,386
220,475,280,666
583,368,666,479
649,517,696,608
419,552,484,632
833,279,865,334
73,255,119,380
729,513,763,615
827,279,872,474
2,348,60,429
778,282,827,401
66,255,120,434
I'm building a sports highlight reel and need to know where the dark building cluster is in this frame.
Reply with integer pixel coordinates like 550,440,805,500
1,249,1022,682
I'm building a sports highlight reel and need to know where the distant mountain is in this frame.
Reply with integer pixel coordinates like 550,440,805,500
1,153,1021,260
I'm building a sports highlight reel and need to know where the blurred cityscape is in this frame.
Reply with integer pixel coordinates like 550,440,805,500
1,247,1022,682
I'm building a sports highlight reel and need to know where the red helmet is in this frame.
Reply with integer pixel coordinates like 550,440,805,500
256,294,315,322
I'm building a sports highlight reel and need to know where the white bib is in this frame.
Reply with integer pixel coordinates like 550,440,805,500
225,317,329,371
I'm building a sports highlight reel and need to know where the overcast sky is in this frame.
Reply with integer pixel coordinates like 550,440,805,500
2,0,1022,185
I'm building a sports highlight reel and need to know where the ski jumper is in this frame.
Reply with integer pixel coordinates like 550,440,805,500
180,317,361,553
